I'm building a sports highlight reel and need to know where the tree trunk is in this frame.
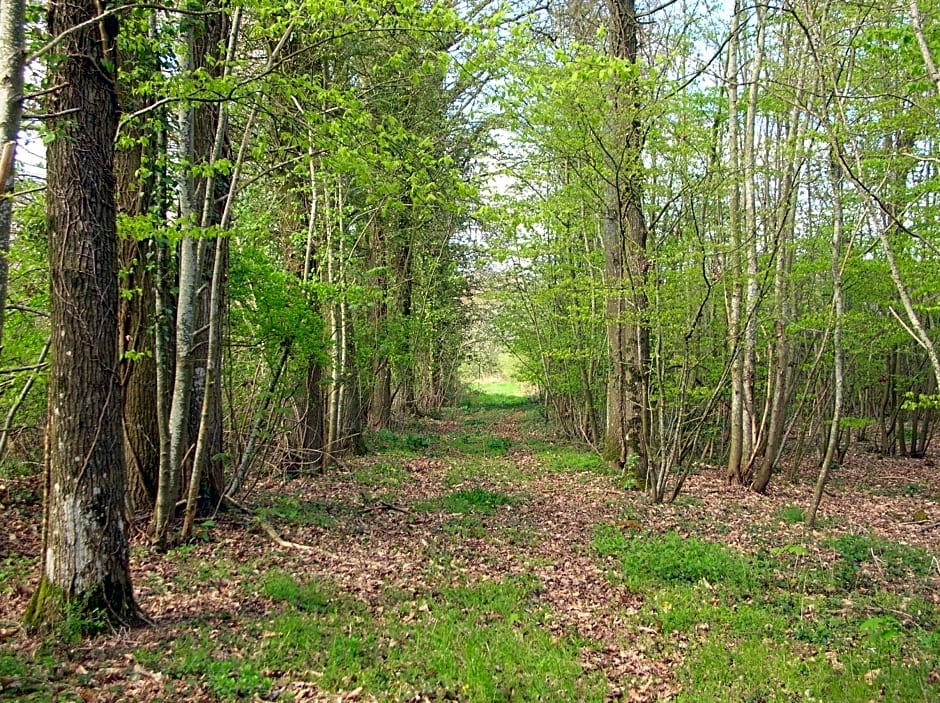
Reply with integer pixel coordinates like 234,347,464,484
367,225,392,429
603,0,650,489
25,0,140,630
0,0,25,359
724,0,745,484
153,7,199,544
188,3,232,507
115,16,161,514
739,2,767,479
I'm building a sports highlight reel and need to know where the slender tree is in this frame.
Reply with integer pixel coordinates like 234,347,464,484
0,0,26,358
603,0,650,487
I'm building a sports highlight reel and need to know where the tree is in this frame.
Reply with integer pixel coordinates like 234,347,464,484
603,0,651,488
0,0,26,358
24,0,140,630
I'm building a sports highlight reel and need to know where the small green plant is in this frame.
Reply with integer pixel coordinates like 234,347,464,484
592,523,630,557
372,428,434,454
443,515,487,538
354,461,410,489
777,505,805,524
445,432,511,456
258,496,337,528
441,488,516,515
262,572,334,613
827,533,934,587
537,447,609,474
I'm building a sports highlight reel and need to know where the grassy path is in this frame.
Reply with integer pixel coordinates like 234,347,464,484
1,390,938,701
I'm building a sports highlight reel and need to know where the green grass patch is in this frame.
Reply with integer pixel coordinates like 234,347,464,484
537,446,609,474
592,523,940,702
353,461,410,489
257,496,340,528
135,627,272,700
438,431,511,457
443,456,528,488
443,515,487,538
263,571,337,613
776,504,805,524
677,619,939,702
593,526,752,590
0,555,33,594
417,487,517,516
370,428,435,455
137,573,606,702
826,533,935,588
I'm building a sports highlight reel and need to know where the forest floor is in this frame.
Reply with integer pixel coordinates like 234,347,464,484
0,386,939,702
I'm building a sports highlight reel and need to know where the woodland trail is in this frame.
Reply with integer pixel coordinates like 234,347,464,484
1,391,939,701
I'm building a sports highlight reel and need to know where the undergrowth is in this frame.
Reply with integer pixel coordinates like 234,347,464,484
131,573,606,702
591,525,940,701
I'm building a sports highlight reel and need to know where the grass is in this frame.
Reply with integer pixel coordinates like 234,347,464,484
352,461,411,489
537,446,613,476
776,504,805,524
371,428,436,456
257,496,340,528
131,574,606,702
415,487,517,515
443,456,529,488
591,524,940,702
439,431,511,457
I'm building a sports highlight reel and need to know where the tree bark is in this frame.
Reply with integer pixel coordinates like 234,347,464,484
153,6,199,544
25,0,140,630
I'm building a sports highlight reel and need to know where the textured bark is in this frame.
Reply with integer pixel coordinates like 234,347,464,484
602,0,650,488
25,0,139,629
116,28,160,514
0,0,25,358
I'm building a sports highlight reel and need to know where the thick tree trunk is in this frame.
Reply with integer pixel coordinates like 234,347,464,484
25,0,140,630
603,0,650,488
0,0,25,358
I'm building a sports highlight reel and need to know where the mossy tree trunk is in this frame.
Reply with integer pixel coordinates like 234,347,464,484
24,0,140,631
